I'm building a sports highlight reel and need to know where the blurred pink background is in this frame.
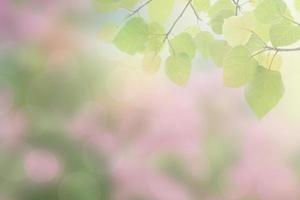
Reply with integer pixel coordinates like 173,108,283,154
1,0,300,200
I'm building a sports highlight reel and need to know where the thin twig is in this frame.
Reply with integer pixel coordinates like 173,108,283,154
167,38,176,55
242,28,268,47
159,0,193,51
251,48,268,58
281,15,300,26
126,0,153,19
190,3,203,22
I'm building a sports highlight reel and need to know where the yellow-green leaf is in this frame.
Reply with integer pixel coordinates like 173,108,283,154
252,14,271,42
170,33,196,59
165,53,192,85
193,0,210,12
209,9,234,34
208,0,235,17
254,52,282,71
223,46,258,87
195,31,214,59
245,34,265,53
269,22,300,47
114,17,149,55
146,22,165,52
245,66,284,118
185,26,201,38
223,14,254,47
209,40,231,67
143,52,161,73
148,0,174,24
254,0,287,24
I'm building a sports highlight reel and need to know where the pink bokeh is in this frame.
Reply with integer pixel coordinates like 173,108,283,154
24,150,61,183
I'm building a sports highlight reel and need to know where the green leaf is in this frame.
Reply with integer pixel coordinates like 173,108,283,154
245,34,265,53
209,40,231,67
114,17,149,55
254,0,287,24
223,14,254,47
148,0,174,24
209,9,234,34
193,0,210,12
245,66,284,118
252,14,271,42
195,31,214,59
146,22,165,52
269,22,300,47
165,53,192,85
208,0,235,17
185,26,201,38
170,33,196,59
223,46,258,87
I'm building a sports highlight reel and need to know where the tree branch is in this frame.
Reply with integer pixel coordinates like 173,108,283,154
159,0,193,50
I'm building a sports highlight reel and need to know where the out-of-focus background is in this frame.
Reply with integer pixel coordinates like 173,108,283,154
2,0,300,200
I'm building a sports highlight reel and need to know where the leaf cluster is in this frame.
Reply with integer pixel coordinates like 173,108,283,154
98,0,300,117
